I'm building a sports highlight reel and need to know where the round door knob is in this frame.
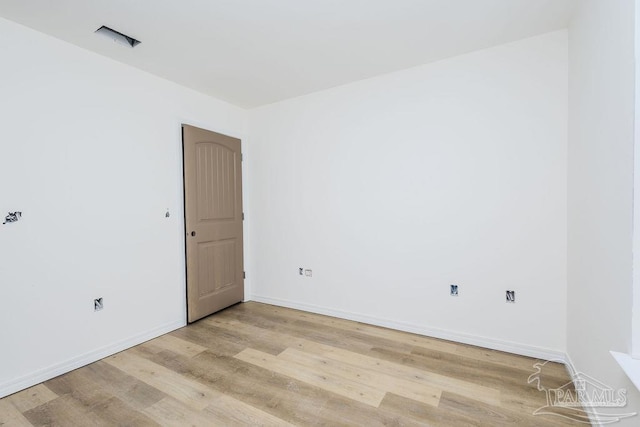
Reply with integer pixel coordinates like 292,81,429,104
191,231,196,237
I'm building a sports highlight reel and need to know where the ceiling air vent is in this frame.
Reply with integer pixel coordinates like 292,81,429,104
95,25,141,48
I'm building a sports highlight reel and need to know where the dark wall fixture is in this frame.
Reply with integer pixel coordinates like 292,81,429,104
3,212,22,224
95,26,141,48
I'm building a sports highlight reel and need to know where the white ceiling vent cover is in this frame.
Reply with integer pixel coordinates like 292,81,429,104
95,25,140,48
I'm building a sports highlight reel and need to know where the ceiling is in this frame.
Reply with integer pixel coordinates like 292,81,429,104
0,0,579,108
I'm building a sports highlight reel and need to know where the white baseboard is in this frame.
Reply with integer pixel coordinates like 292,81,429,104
250,295,567,362
0,320,185,399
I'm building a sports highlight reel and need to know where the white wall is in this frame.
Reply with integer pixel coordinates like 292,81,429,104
0,17,247,397
248,31,568,358
567,0,640,423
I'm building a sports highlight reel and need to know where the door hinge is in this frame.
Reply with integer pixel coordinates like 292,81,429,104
243,271,246,279
242,212,245,220
241,153,243,162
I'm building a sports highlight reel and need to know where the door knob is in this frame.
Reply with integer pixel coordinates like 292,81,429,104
191,231,196,237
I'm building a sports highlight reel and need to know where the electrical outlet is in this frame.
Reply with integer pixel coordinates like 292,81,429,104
450,284,459,296
506,290,515,303
304,269,312,277
94,297,104,311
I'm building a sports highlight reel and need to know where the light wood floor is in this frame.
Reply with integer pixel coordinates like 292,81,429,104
1,302,585,426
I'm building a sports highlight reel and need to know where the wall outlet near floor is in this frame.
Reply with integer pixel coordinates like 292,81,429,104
506,290,515,303
450,284,459,296
304,269,312,277
94,297,104,311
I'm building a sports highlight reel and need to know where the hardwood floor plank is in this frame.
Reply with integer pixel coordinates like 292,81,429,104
169,322,247,356
34,365,160,426
438,391,585,427
141,334,208,358
104,351,219,411
4,384,57,414
144,395,293,427
199,317,289,355
106,349,299,426
315,395,431,427
409,346,558,390
293,337,502,406
22,395,109,427
454,345,569,376
235,348,387,407
369,346,533,394
0,399,33,426
203,395,295,426
380,392,482,427
143,397,216,427
73,395,160,427
277,348,441,407
44,360,166,412
206,316,306,348
128,346,330,425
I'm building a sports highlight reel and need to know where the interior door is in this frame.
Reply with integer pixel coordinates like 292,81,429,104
182,124,244,323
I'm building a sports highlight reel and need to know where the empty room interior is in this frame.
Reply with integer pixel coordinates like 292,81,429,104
1,0,640,425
